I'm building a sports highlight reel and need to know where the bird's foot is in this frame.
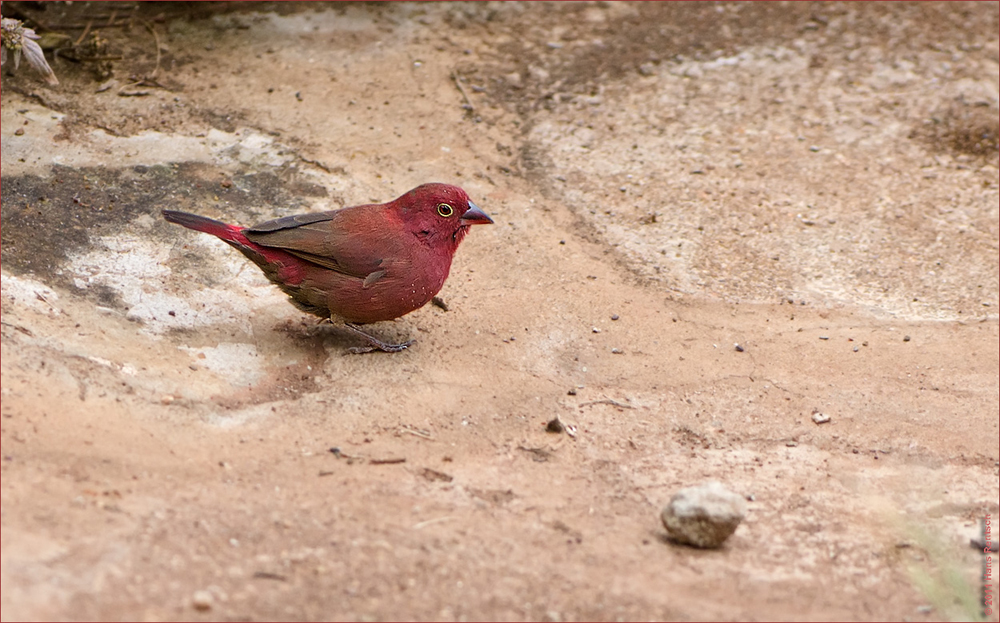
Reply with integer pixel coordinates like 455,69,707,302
343,322,414,354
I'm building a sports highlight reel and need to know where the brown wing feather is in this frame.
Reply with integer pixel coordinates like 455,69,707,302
246,211,341,233
245,207,391,280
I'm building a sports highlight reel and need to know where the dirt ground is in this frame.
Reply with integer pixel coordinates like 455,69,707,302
2,2,998,621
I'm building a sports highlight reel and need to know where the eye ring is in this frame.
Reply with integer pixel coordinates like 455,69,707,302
436,203,455,218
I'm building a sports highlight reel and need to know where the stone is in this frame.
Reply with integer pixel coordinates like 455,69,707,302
192,590,214,611
661,482,747,548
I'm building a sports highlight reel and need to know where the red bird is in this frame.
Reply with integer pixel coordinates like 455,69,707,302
163,183,493,352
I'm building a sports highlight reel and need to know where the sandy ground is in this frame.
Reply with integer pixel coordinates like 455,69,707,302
1,2,998,621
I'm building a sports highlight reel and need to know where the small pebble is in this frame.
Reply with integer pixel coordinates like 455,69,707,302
545,417,565,434
819,336,829,340
567,388,577,396
734,343,744,352
192,590,214,611
661,482,747,549
611,348,624,354
592,327,601,333
811,412,831,425
611,314,620,321
903,335,911,342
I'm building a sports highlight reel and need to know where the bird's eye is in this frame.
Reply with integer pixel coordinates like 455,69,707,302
436,203,455,218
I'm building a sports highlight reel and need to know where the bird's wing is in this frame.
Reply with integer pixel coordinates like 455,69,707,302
245,208,391,281
244,211,342,233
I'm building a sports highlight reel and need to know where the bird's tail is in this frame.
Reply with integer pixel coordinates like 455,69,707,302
162,209,308,288
162,210,247,244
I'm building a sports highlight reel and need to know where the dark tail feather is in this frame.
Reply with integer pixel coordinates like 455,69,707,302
162,209,293,283
162,210,244,243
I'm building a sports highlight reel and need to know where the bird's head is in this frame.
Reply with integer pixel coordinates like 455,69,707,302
394,183,493,250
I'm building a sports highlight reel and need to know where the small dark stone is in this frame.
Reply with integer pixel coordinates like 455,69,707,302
420,468,453,483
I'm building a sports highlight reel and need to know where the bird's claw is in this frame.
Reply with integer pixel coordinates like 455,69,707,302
346,340,413,355
375,339,414,353
342,323,413,354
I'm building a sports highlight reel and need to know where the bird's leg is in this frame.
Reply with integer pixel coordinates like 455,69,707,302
342,322,414,354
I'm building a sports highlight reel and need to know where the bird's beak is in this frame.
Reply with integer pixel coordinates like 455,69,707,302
461,201,494,225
